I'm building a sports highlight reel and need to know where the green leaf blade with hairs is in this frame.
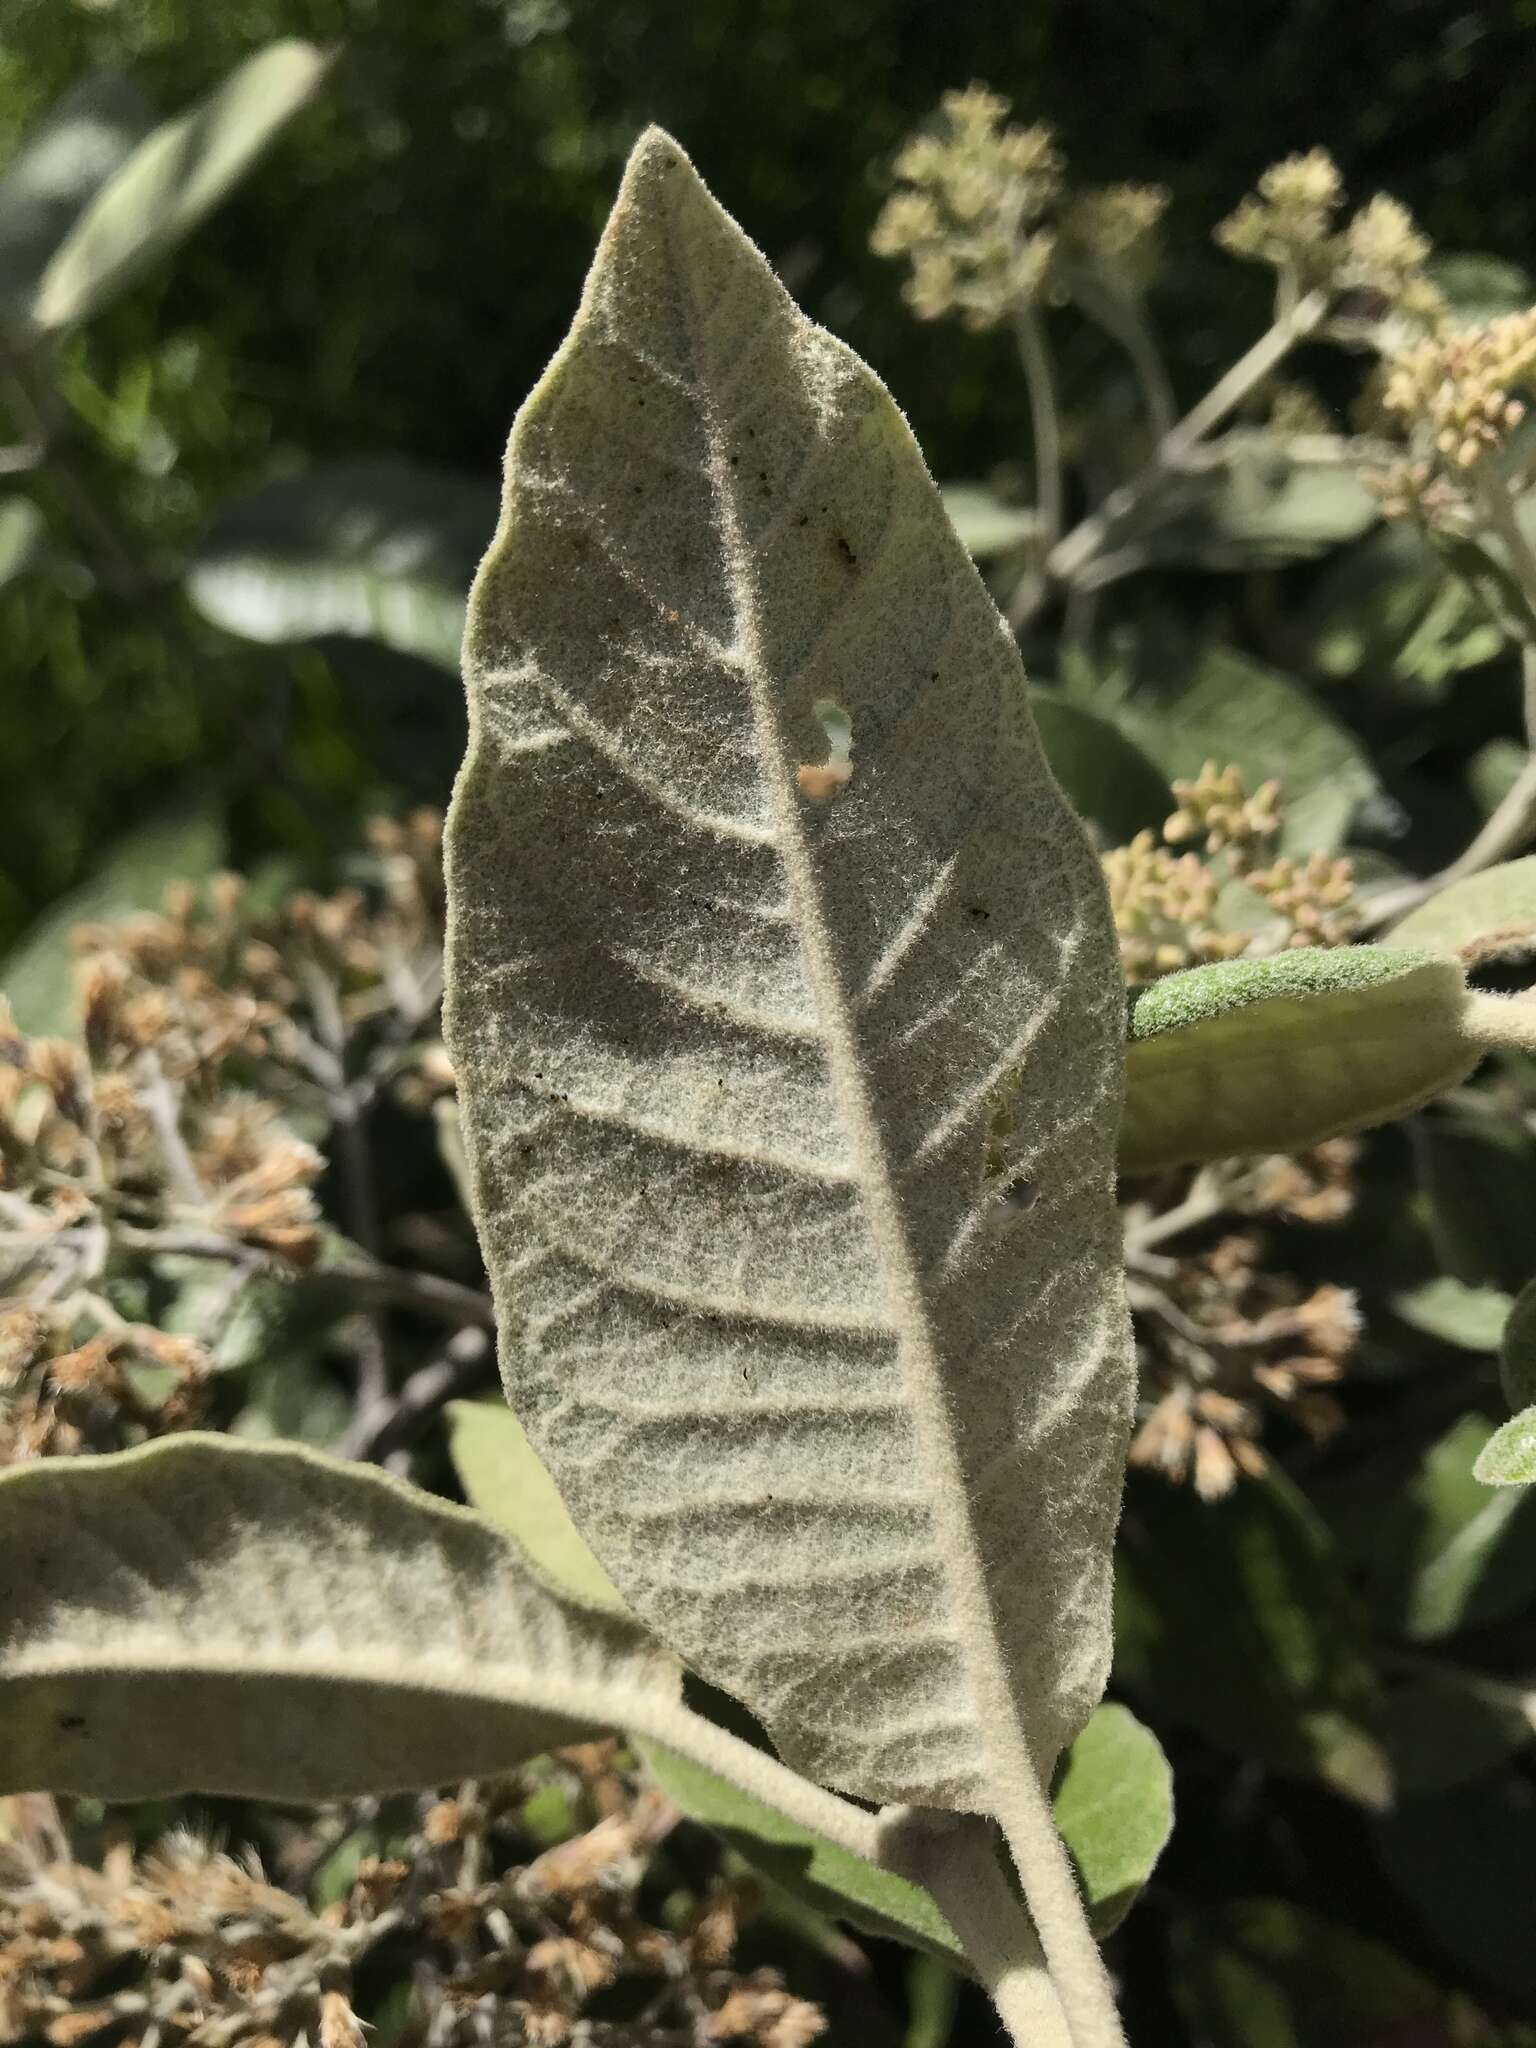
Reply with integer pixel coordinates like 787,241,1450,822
443,127,1132,2044
0,1435,682,1803
1121,947,1480,1174
1474,1409,1536,1488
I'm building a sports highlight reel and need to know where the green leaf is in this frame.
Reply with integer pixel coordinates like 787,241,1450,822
1393,1414,1536,1638
1432,252,1536,325
1390,855,1536,966
1049,1703,1173,1936
443,128,1133,1831
186,458,497,672
29,41,333,334
1300,521,1504,696
1411,1110,1536,1296
0,1435,683,1802
1474,1407,1536,1487
1120,947,1478,1174
1502,1277,1536,1411
1031,689,1175,844
1059,634,1379,853
940,483,1039,560
1113,1467,1390,1807
0,495,45,590
1,810,225,1035
637,1737,966,1966
1377,1660,1535,1795
1143,434,1378,569
0,72,151,323
1170,1899,1454,2048
1389,1275,1511,1354
1374,1772,1536,2008
641,1700,1169,1965
904,1955,961,2048
446,1398,628,1617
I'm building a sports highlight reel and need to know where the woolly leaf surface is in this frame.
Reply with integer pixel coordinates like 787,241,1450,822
444,128,1133,1810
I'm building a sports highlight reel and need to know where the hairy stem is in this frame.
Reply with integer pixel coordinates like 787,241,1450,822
1460,989,1536,1053
877,1808,1072,2047
994,1761,1127,2048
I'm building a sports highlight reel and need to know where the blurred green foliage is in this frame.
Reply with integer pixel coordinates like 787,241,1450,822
3,0,1536,949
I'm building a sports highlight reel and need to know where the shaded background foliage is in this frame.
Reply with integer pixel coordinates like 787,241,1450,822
4,0,1536,945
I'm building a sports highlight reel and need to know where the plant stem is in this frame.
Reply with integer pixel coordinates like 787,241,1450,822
1042,287,1330,599
1363,696,1536,930
877,1808,1071,2046
1460,990,1536,1054
1008,304,1065,626
994,1762,1128,2048
1073,272,1177,439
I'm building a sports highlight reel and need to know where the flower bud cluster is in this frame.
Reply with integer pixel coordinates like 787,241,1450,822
871,86,1166,330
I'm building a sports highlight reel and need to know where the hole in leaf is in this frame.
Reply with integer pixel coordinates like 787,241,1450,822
796,698,854,801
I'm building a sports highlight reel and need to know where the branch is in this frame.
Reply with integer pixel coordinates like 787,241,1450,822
337,1327,492,1462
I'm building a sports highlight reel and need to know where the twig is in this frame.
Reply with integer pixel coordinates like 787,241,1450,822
1122,1166,1229,1257
135,1052,207,1211
1361,714,1536,931
1036,287,1331,611
338,1326,492,1462
115,1224,497,1329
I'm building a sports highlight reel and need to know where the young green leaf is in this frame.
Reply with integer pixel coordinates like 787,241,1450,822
443,128,1132,2040
1120,947,1479,1174
446,1397,628,1616
1474,1408,1536,1487
637,1738,967,1967
1049,1704,1173,1937
1389,1276,1511,1354
28,40,333,334
1503,1276,1536,1411
186,458,498,672
1389,855,1536,965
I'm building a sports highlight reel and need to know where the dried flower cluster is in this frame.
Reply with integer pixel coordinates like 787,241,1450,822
0,811,455,1466
870,85,1166,330
0,1751,826,2048
1127,1144,1364,1499
1105,762,1359,984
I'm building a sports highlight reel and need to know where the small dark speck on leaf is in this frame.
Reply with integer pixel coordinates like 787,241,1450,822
967,903,990,921
1002,1175,1038,1212
58,1713,87,1733
833,535,856,568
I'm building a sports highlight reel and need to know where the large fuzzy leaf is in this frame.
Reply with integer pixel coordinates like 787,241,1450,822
0,1436,682,1802
444,128,1132,1829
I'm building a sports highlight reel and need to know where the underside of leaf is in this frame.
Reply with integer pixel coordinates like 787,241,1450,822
0,1436,679,1802
445,128,1133,1810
